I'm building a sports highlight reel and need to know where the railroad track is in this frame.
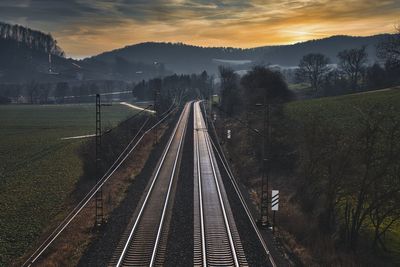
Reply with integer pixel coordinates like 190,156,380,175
112,102,191,267
193,101,248,267
22,102,178,267
206,107,278,267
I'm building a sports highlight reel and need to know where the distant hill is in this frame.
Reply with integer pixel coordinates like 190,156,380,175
0,22,166,83
0,22,64,57
0,22,83,82
86,35,391,75
257,35,389,66
0,21,393,82
84,42,250,74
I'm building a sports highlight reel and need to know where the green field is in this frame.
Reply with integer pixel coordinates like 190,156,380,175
285,87,400,263
0,103,138,265
288,82,311,92
287,87,400,124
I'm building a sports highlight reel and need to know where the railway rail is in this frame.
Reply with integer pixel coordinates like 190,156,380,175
193,101,248,267
113,102,191,267
24,98,280,266
205,103,278,267
23,102,178,267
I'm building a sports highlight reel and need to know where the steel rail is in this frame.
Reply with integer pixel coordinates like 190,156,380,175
194,106,208,267
23,102,178,267
148,102,189,266
116,102,190,267
194,101,240,267
202,108,240,267
207,107,277,267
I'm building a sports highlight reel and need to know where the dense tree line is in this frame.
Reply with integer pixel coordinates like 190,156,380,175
217,65,295,188
296,30,400,97
290,38,400,252
0,71,213,105
217,52,400,260
218,65,293,116
293,104,400,252
0,22,64,56
87,35,390,76
0,80,131,104
132,71,212,109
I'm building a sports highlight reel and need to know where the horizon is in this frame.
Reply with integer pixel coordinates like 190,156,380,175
1,1,399,59
72,32,392,60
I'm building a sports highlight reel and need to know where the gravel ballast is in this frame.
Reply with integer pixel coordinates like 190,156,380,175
164,103,194,266
77,110,180,267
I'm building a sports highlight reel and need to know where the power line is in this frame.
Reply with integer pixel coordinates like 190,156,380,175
23,102,178,267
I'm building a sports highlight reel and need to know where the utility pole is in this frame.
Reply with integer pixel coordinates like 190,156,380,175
94,94,112,228
153,88,160,145
208,84,212,116
95,94,103,227
258,96,271,227
48,53,52,74
265,102,271,226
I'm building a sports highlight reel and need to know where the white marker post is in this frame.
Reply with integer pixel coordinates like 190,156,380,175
271,190,279,234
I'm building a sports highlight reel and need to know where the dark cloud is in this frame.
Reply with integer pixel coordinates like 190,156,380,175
0,0,96,20
1,0,398,57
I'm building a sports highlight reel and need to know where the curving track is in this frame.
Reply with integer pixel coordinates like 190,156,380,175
193,101,248,267
113,102,191,267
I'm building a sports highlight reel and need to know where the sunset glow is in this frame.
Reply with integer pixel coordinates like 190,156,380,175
1,0,399,58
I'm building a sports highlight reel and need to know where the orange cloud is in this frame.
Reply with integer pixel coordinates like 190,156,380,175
45,0,400,58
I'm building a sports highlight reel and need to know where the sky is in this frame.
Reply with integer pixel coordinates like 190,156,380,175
1,0,399,58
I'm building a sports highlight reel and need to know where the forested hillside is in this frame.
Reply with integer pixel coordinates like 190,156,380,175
0,22,64,56
0,22,170,83
86,35,391,75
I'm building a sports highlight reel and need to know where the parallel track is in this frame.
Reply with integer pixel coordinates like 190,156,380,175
205,102,277,267
23,102,177,267
114,102,191,267
193,101,248,267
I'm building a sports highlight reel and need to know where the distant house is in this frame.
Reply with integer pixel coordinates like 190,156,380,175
16,95,27,103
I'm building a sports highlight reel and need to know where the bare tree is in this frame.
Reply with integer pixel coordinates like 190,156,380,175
297,53,331,94
295,104,400,251
38,83,51,103
219,66,240,116
0,22,64,57
104,80,114,102
367,112,400,250
338,46,368,90
55,82,69,103
341,106,400,250
26,80,39,104
377,27,400,69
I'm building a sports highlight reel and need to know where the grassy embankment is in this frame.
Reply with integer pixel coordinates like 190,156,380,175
285,87,400,264
0,103,138,266
215,86,400,265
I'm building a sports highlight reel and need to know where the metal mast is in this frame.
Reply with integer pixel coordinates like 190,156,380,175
95,94,104,227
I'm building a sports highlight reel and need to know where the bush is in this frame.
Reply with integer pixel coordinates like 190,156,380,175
0,95,11,104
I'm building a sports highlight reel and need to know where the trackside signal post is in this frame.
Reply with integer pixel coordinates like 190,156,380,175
271,190,279,234
256,96,271,228
213,101,273,228
153,88,160,145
